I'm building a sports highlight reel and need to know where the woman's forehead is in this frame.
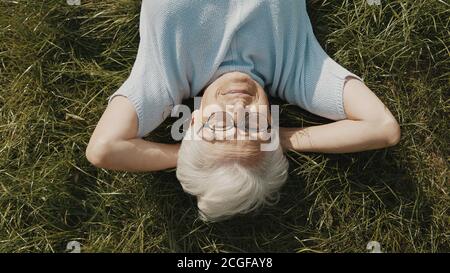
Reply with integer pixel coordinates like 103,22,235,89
206,139,263,159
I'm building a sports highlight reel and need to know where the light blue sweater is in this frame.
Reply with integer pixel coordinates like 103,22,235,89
108,0,362,138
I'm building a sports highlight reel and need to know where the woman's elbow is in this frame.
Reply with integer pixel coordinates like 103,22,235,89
380,117,401,147
86,140,111,168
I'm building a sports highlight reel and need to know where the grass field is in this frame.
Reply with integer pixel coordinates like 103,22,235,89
0,0,448,253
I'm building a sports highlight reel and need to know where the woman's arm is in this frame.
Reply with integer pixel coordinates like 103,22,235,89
86,96,180,172
280,78,401,153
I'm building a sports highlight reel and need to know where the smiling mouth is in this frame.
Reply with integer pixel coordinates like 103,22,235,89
221,89,253,96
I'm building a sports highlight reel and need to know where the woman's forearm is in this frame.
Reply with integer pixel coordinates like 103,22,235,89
279,119,400,153
87,138,180,172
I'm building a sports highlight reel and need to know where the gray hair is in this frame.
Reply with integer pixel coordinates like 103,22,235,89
176,126,289,222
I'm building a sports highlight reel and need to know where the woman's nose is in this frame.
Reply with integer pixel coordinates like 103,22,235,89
232,102,245,124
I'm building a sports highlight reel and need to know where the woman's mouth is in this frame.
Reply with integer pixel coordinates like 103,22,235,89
221,89,253,96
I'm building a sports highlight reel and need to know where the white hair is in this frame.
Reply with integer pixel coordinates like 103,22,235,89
176,126,289,222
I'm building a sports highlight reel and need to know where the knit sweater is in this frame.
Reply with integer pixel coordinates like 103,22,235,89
107,0,362,138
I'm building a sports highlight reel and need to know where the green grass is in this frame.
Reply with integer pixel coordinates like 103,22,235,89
0,0,448,253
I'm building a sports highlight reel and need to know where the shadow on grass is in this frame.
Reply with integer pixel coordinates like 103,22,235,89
120,98,431,253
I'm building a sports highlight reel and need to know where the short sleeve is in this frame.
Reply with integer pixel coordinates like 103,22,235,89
106,1,176,138
301,30,364,121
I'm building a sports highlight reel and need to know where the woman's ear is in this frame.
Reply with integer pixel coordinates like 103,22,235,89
191,109,203,133
191,109,199,126
190,113,195,126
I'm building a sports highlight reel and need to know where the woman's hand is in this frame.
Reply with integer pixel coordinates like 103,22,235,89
280,77,401,153
86,96,180,172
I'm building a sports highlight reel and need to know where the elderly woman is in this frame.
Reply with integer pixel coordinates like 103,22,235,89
86,0,400,222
